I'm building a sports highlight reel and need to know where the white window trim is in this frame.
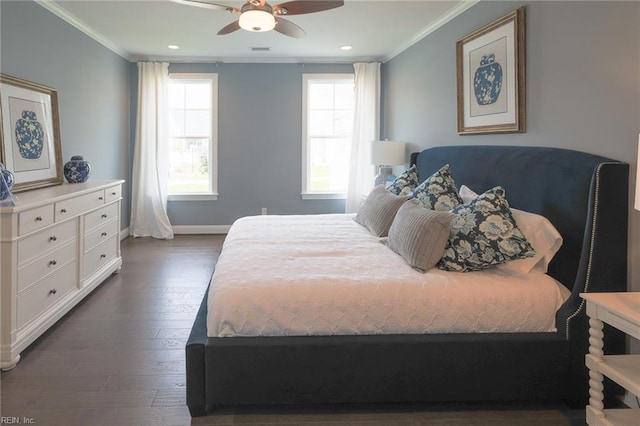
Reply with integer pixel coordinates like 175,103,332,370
301,73,354,200
167,73,219,201
301,192,346,200
168,193,218,201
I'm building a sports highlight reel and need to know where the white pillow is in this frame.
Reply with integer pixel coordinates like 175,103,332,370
458,184,479,204
458,185,563,274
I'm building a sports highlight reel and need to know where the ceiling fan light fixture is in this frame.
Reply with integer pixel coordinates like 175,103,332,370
239,9,276,32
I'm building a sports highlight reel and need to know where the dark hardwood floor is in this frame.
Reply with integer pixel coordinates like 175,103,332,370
1,235,586,425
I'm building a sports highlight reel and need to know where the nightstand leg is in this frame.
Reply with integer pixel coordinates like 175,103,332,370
587,317,605,417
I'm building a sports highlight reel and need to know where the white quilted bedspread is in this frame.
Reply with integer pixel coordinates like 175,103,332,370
207,214,570,337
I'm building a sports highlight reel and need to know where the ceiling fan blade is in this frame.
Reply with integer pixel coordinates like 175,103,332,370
218,20,241,35
273,1,343,16
273,17,306,38
169,0,238,12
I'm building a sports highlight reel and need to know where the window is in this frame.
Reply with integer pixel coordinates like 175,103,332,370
302,74,355,199
168,73,218,200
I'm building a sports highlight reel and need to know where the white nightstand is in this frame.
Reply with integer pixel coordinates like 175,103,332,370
580,292,640,426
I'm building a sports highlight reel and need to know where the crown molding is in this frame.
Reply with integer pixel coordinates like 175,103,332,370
34,0,131,61
383,0,480,63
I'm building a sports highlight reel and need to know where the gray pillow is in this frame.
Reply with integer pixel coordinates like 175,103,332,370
387,200,455,272
355,186,409,237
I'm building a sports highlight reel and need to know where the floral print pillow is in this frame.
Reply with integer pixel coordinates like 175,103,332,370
438,186,536,272
387,165,420,196
410,164,463,211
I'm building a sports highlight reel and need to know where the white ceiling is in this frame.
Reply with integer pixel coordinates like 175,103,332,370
37,0,478,63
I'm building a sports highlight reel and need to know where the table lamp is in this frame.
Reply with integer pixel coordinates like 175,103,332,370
371,140,406,187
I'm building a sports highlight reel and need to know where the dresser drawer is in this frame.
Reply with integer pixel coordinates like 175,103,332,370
18,205,54,235
105,185,122,203
17,261,77,329
18,240,77,294
84,203,119,234
18,219,78,266
55,190,105,222
83,235,117,279
84,219,118,253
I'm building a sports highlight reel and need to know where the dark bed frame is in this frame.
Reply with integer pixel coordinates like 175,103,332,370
186,145,629,417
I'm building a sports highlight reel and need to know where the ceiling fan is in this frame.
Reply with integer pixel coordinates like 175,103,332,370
170,0,344,38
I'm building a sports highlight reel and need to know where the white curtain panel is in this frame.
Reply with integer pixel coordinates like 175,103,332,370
130,62,174,239
345,62,380,213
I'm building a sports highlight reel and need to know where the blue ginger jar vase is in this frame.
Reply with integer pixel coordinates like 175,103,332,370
473,54,503,106
64,155,91,183
15,110,45,159
0,162,15,201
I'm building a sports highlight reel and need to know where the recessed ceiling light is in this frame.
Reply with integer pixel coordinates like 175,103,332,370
168,44,180,50
340,45,352,51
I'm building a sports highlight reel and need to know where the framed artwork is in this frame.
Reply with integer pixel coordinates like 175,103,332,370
456,7,526,135
0,74,63,192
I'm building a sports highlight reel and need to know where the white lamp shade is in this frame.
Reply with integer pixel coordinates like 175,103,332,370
239,10,275,32
370,140,406,166
636,134,640,211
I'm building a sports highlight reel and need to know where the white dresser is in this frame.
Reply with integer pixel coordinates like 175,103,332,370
0,180,124,370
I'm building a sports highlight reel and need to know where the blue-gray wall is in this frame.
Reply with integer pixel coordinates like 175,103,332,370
382,0,640,292
163,63,353,225
0,0,131,228
131,63,353,227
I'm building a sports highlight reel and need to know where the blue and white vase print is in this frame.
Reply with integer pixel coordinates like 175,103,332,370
15,110,45,159
64,155,91,183
473,54,503,106
0,162,14,201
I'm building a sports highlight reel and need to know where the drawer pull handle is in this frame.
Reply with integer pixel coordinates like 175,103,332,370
49,289,57,296
49,236,57,242
35,216,43,222
111,192,117,195
49,260,57,266
60,208,67,213
101,232,108,237
100,254,107,259
102,214,108,218
99,196,104,200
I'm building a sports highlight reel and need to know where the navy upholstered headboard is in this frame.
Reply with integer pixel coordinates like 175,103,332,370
410,145,629,299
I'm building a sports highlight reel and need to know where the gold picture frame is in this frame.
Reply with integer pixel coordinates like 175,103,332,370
0,74,63,192
456,7,526,135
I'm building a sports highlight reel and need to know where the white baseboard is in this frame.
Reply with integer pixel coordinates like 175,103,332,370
120,225,230,238
172,225,230,235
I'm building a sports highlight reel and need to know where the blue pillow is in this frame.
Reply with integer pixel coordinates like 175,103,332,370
438,186,536,272
387,165,420,196
411,164,463,211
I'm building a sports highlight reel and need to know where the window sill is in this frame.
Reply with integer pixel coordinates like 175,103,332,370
168,193,219,201
301,192,346,200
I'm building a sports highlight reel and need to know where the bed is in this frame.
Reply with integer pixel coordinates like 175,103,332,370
186,145,629,417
